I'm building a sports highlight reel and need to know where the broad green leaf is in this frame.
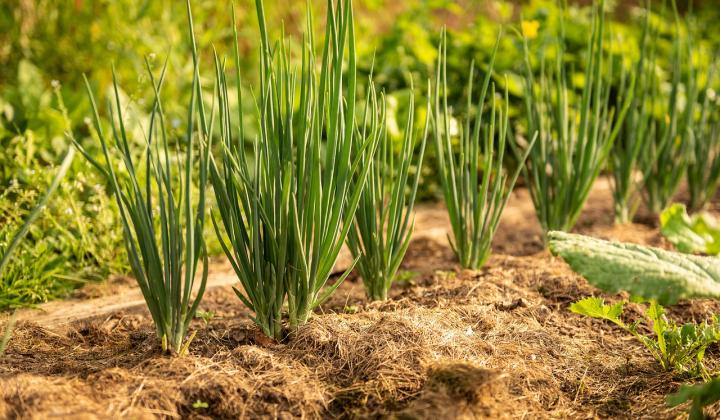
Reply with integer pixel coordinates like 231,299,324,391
548,231,720,305
660,203,720,255
570,297,625,324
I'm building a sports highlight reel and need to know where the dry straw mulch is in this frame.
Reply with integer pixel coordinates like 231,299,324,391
1,249,713,419
2,181,719,418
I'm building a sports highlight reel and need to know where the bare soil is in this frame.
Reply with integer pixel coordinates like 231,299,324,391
1,177,719,419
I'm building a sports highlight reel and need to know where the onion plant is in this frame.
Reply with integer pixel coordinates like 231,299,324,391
514,0,632,234
686,57,720,211
346,79,428,300
640,3,695,215
434,31,535,269
208,0,378,339
610,5,653,224
74,3,210,354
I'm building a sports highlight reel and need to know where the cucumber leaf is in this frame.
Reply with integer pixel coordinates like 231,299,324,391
548,231,720,305
570,297,625,326
660,203,720,255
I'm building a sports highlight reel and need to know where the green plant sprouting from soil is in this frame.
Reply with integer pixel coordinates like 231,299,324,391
610,2,652,224
346,78,428,301
73,2,211,354
572,297,720,379
686,56,720,211
639,1,699,215
514,0,632,234
209,0,378,339
434,30,535,269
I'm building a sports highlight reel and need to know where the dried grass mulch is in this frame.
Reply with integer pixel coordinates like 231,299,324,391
2,180,720,418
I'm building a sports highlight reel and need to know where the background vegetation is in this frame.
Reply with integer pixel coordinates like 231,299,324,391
1,0,719,309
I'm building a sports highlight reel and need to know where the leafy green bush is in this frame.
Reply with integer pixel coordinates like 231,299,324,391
0,147,77,308
0,135,74,353
0,71,127,309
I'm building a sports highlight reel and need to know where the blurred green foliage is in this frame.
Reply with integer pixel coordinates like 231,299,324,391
0,0,719,307
0,62,126,309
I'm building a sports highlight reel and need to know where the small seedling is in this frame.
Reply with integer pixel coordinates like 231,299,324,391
0,311,17,356
343,305,359,314
434,270,456,282
192,400,209,409
395,270,419,287
571,297,720,379
196,310,215,327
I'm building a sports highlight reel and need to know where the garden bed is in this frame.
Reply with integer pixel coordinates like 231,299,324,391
1,178,717,419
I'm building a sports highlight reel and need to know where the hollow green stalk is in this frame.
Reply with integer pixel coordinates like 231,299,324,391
73,1,210,354
346,78,429,301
